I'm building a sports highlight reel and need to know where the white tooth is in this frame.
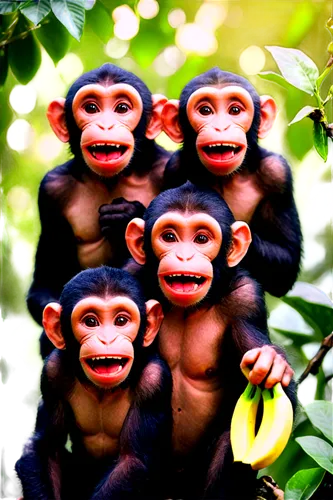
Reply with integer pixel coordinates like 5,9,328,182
193,284,199,291
116,144,120,148
91,357,96,361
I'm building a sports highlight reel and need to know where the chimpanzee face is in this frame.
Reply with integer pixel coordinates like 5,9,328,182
186,86,255,175
72,84,143,177
151,211,222,307
71,295,141,388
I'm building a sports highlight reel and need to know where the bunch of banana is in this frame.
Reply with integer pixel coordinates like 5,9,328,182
230,381,293,470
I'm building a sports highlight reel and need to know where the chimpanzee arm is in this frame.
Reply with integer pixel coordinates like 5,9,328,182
27,173,80,325
91,354,172,500
228,274,297,411
244,152,302,297
15,351,69,500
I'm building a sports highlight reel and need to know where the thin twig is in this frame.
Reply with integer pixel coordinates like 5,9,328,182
298,332,333,384
0,24,41,48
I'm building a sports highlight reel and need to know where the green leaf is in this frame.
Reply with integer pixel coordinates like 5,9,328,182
305,402,333,443
8,15,41,84
282,282,333,338
0,88,13,133
313,121,328,161
50,0,85,41
85,1,112,43
0,46,8,87
20,0,51,25
258,71,291,90
285,468,325,500
289,106,317,126
265,46,319,95
0,2,20,14
36,11,70,63
296,436,333,474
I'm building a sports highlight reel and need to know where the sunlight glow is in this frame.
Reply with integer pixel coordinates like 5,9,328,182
37,133,64,162
57,53,84,85
105,37,130,59
168,8,186,28
138,0,159,19
9,85,37,114
113,5,139,40
7,186,32,215
6,119,33,152
153,46,186,76
303,242,324,267
176,23,218,56
239,45,266,75
195,2,227,31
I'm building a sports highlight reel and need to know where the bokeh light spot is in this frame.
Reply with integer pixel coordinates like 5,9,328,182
176,23,218,56
113,5,139,40
57,53,84,85
153,45,186,76
303,241,324,267
195,2,227,31
168,8,186,28
7,119,34,152
105,37,130,59
37,134,64,162
9,85,37,115
138,0,159,19
7,186,32,214
239,46,266,75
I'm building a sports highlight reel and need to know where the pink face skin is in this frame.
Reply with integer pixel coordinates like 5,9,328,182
151,212,222,307
186,86,255,175
71,295,141,389
72,83,143,177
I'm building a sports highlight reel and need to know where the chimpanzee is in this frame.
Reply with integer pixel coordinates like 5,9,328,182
27,63,171,357
161,67,302,297
16,266,172,500
126,182,296,499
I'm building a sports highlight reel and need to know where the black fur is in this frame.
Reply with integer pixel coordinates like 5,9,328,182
140,184,297,499
163,67,302,297
17,267,172,500
27,64,170,358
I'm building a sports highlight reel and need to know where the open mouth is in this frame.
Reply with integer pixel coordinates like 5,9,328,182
202,143,242,162
163,274,207,293
87,143,128,163
85,356,130,376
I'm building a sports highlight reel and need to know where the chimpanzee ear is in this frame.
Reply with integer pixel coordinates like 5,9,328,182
42,303,66,350
125,218,146,265
47,98,70,143
161,99,184,143
227,221,252,267
145,94,168,140
258,96,278,139
143,299,164,347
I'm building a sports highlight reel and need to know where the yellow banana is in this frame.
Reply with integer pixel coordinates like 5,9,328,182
242,382,293,470
230,382,262,462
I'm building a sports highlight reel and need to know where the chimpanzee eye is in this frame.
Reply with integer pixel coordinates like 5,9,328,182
114,315,129,327
84,103,99,114
115,102,130,114
162,232,177,243
229,105,241,115
84,316,99,327
199,105,213,116
194,233,209,244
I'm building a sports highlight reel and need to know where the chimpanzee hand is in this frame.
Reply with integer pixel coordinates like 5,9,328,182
240,345,294,389
99,197,146,242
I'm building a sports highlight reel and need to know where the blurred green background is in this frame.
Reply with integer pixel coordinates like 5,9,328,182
0,0,332,498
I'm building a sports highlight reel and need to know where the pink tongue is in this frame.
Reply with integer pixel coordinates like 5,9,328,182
208,150,234,161
94,362,121,375
172,281,195,293
95,150,122,162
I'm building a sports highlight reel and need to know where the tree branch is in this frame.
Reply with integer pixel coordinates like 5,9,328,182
298,332,333,384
